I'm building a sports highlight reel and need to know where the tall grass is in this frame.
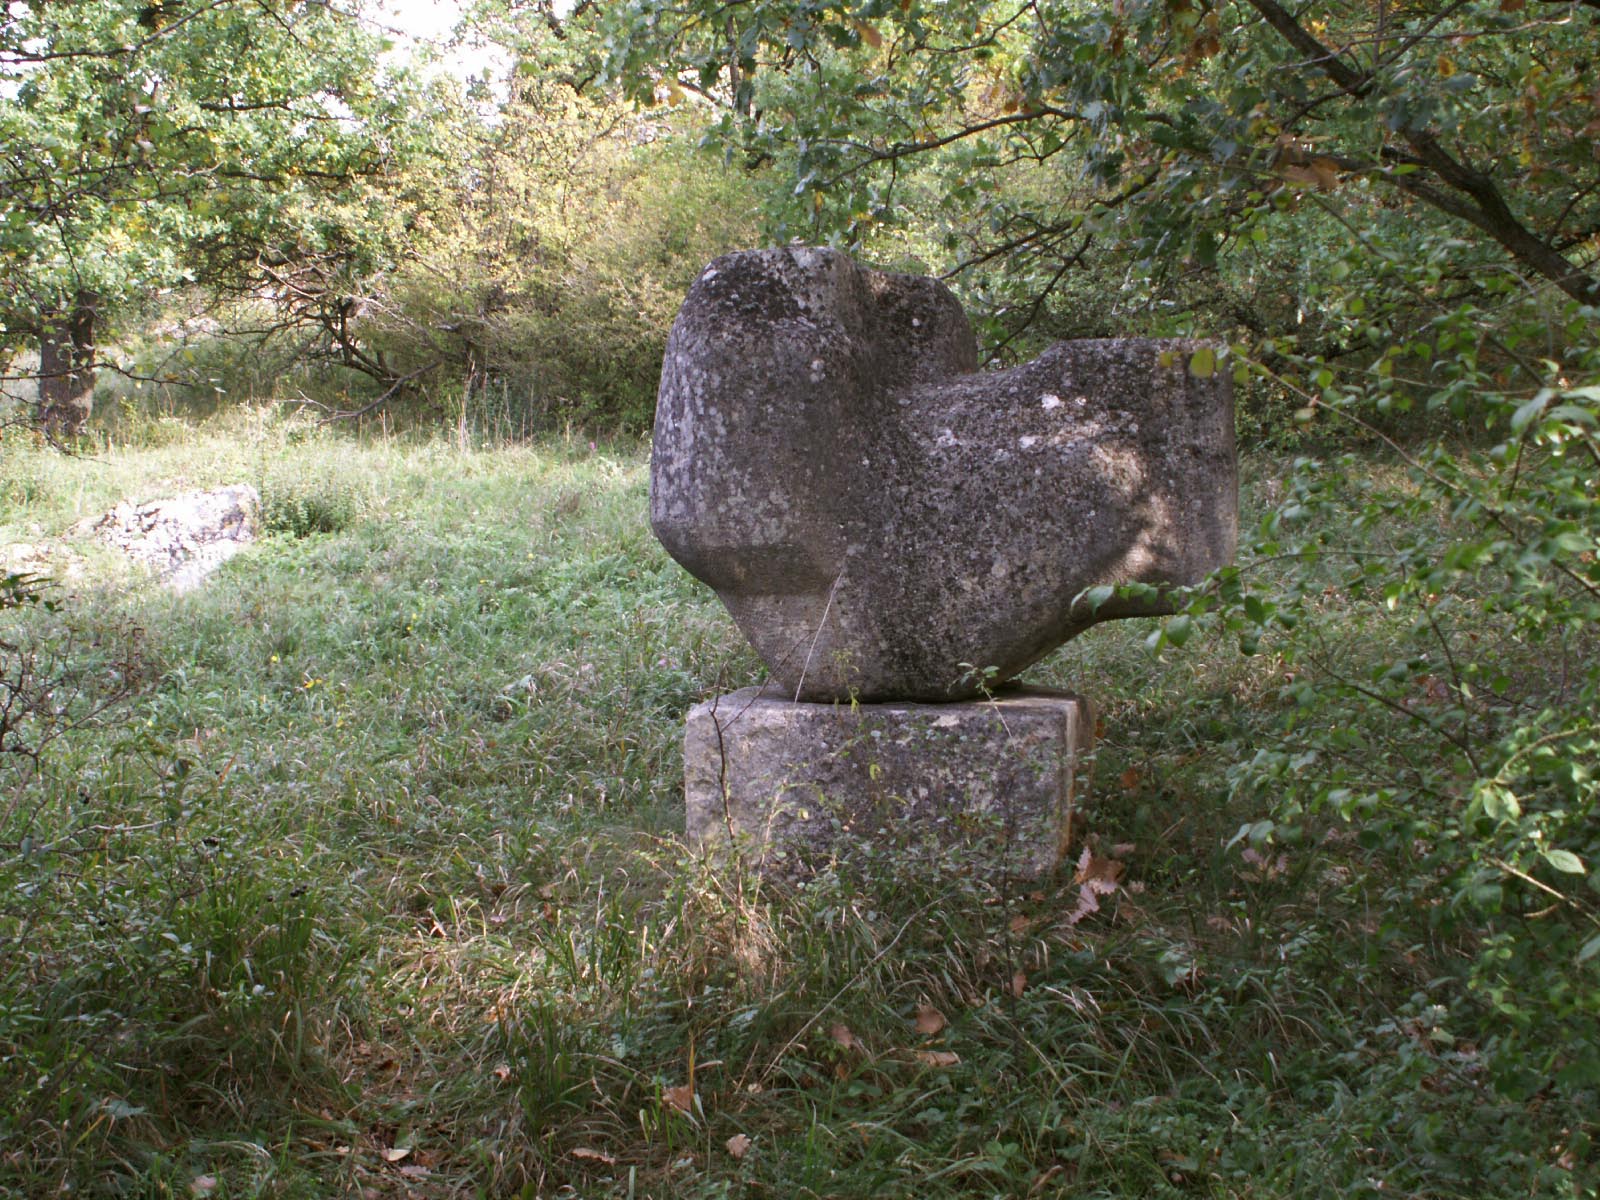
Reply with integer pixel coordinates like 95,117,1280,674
0,421,1589,1198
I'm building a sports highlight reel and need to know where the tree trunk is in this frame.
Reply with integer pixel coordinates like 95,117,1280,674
37,291,98,436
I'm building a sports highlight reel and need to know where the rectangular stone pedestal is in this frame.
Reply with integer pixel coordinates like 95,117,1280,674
684,686,1093,876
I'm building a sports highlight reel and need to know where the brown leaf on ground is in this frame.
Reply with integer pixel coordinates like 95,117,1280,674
1066,885,1106,926
664,1084,696,1114
1009,913,1032,935
1010,970,1028,999
381,1146,411,1164
914,1004,948,1036
1067,845,1126,926
726,1133,752,1160
915,1049,961,1067
829,1023,864,1053
1118,767,1141,790
1073,844,1126,888
572,1147,617,1164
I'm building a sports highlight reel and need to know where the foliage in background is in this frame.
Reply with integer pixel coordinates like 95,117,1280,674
352,79,761,434
0,0,445,434
587,0,1597,414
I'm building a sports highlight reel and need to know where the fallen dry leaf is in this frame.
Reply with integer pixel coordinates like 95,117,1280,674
829,1023,864,1053
381,1146,411,1164
1010,970,1028,999
189,1177,217,1198
398,1165,431,1180
1074,844,1126,887
664,1084,696,1114
1066,886,1106,926
571,1147,617,1165
1008,913,1032,935
726,1133,752,1160
1067,844,1126,925
1118,767,1142,790
914,1004,948,1036
915,1050,961,1067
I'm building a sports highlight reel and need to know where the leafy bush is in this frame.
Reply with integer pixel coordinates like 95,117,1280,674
365,81,762,435
259,465,370,538
1149,300,1600,1113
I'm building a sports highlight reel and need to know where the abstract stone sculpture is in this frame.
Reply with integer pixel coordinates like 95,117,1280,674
651,247,1236,702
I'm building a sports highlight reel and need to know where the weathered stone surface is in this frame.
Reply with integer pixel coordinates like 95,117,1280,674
651,247,1237,702
75,484,258,591
685,686,1092,876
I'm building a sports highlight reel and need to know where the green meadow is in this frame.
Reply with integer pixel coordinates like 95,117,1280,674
0,419,1588,1198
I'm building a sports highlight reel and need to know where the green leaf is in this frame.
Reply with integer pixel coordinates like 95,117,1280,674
1188,346,1216,378
1544,404,1597,427
1080,584,1115,612
1543,848,1584,875
1510,392,1550,435
1480,786,1521,821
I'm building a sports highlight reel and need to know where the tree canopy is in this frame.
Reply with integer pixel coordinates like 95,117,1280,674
589,0,1598,343
0,0,433,432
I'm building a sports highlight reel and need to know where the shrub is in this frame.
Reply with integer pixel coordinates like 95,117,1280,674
259,465,369,538
364,81,763,435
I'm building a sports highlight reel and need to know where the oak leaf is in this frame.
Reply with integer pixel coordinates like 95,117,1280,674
1067,845,1125,925
913,1004,947,1036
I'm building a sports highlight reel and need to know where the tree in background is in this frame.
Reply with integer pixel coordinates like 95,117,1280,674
0,0,436,435
345,48,760,433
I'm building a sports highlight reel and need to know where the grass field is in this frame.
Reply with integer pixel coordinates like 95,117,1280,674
0,415,1591,1198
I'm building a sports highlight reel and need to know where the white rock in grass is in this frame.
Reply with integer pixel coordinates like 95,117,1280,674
75,484,259,592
